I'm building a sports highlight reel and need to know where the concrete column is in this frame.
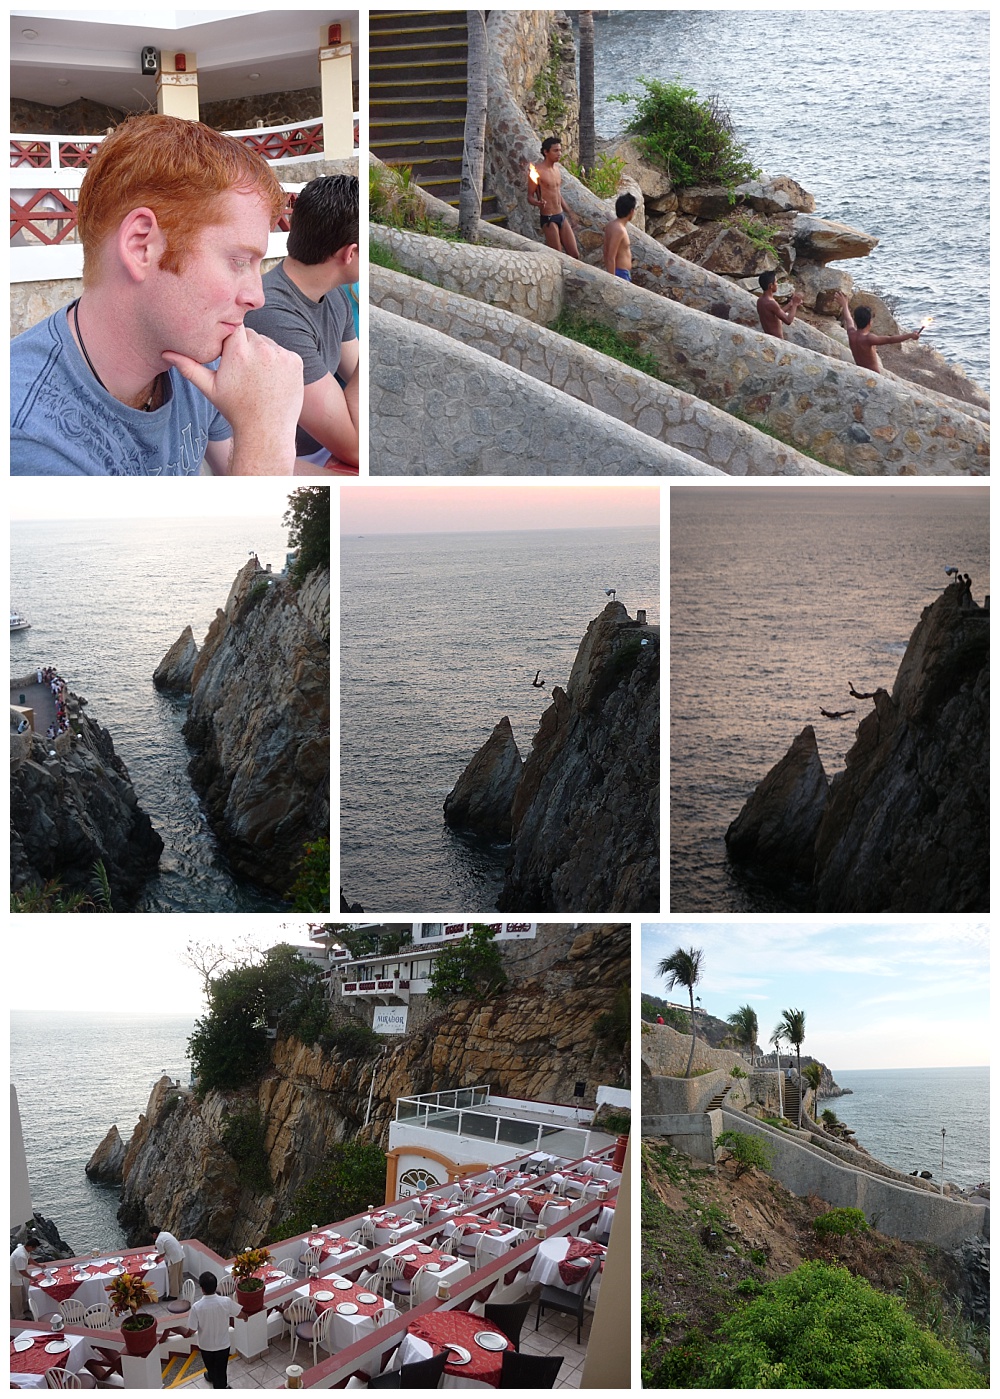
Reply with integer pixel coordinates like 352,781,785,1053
319,22,354,157
156,51,200,121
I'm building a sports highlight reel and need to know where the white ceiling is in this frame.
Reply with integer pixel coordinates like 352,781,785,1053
11,8,358,112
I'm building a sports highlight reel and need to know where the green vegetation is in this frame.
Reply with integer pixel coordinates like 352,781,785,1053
322,1019,380,1060
246,577,272,609
777,1008,807,1126
725,1004,758,1066
607,77,760,190
821,1107,841,1128
548,311,662,379
220,1106,273,1194
657,945,704,1078
12,859,113,913
286,837,331,913
802,1061,823,1115
369,162,462,241
283,486,330,589
722,210,783,261
271,1141,388,1241
694,1262,986,1388
594,981,630,1072
564,151,627,200
370,238,403,273
531,32,571,131
598,1108,632,1135
642,997,690,1033
813,1207,870,1240
714,1130,773,1177
427,924,508,1003
729,1064,747,1080
187,944,332,1095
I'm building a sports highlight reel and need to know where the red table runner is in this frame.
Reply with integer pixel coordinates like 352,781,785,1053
557,1238,605,1286
10,1337,73,1377
447,1215,509,1238
394,1246,452,1282
307,1278,384,1319
523,1192,566,1217
408,1309,510,1387
35,1253,158,1305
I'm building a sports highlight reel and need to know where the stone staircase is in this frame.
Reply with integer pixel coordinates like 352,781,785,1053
369,9,505,222
783,1076,801,1123
704,1086,732,1114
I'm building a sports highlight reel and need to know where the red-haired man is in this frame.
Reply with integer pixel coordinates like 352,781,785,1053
11,114,303,476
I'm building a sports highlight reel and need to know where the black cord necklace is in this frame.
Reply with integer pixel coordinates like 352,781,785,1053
70,299,161,411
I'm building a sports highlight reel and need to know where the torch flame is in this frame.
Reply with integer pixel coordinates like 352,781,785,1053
921,315,934,328
528,163,540,185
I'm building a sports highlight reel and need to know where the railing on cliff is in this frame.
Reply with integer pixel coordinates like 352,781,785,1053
395,1088,601,1156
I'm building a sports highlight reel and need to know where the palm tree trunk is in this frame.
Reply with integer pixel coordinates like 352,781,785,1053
795,1047,802,1127
578,12,595,177
459,11,488,243
684,988,697,1077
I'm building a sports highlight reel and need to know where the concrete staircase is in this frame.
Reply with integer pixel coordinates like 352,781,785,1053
369,9,505,222
783,1077,801,1123
704,1086,732,1114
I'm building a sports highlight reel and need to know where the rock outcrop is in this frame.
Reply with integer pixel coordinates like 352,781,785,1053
495,603,659,912
443,716,523,841
726,583,989,910
180,560,330,898
113,923,628,1254
85,1125,126,1184
152,626,198,693
724,725,829,883
10,1213,74,1263
10,696,163,909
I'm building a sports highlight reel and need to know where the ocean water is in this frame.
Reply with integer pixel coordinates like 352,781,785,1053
593,9,989,387
670,487,989,911
830,1066,989,1191
341,525,659,911
10,515,291,911
10,1011,195,1253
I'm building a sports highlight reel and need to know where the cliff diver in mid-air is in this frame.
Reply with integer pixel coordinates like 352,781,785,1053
532,670,545,688
820,708,856,720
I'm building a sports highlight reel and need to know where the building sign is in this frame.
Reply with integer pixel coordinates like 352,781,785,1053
441,922,536,939
396,1158,447,1196
373,1006,408,1035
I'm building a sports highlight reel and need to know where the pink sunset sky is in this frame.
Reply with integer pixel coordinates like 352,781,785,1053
340,483,660,534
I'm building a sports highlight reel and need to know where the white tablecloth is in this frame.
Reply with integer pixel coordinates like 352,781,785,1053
528,1237,604,1295
292,1281,400,1355
438,1219,524,1261
10,1331,91,1389
382,1243,471,1293
597,1205,616,1237
28,1260,169,1321
363,1215,423,1248
393,1331,494,1390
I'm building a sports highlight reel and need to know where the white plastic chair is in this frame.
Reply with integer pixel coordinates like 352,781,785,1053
45,1371,83,1389
358,1219,377,1246
302,1302,335,1368
473,1232,496,1269
274,1257,298,1278
299,1246,322,1276
58,1298,86,1325
217,1274,237,1297
166,1277,197,1314
285,1297,317,1363
538,1201,570,1228
82,1303,114,1330
378,1255,406,1301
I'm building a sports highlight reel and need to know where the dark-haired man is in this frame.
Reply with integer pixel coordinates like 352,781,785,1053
245,173,359,469
756,269,803,339
527,137,580,258
10,1236,38,1318
835,290,924,373
164,1272,246,1390
603,192,637,279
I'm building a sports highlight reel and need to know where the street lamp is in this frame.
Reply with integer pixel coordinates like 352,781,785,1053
940,1128,946,1194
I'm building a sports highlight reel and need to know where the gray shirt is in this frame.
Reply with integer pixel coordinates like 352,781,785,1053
244,262,356,455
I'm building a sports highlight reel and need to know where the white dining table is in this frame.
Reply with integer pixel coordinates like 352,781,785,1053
28,1259,169,1322
382,1241,471,1292
9,1331,92,1389
528,1236,605,1295
292,1279,400,1355
438,1218,525,1261
363,1214,423,1248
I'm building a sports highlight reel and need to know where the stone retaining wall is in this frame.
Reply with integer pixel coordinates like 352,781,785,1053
720,1107,988,1248
370,307,718,475
373,252,834,476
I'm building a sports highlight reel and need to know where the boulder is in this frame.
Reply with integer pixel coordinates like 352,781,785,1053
443,715,522,842
676,185,737,219
618,175,646,234
602,135,674,201
152,625,198,693
673,222,778,278
791,261,855,314
725,725,829,881
841,289,899,336
793,214,879,262
734,174,816,215
657,215,698,250
85,1124,126,1184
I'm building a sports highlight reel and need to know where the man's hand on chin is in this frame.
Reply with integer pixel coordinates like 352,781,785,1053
163,326,304,476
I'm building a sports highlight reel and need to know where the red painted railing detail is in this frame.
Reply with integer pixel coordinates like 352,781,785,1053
236,125,324,161
10,140,51,169
10,189,79,245
58,141,100,168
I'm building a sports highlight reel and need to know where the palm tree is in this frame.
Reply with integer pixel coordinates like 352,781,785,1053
578,11,595,179
779,1009,807,1127
802,1062,823,1123
657,947,703,1078
459,11,488,242
725,1004,758,1068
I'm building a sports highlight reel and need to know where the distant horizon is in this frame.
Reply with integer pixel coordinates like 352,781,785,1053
342,523,654,537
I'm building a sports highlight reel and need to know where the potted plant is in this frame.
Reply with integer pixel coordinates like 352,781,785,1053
231,1246,272,1315
108,1273,159,1356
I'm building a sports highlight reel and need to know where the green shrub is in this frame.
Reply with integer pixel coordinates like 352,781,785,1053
323,1020,380,1059
599,1108,632,1135
549,311,662,380
814,1207,870,1239
714,1130,773,1177
427,925,508,1002
283,486,329,589
286,837,331,914
271,1142,388,1241
729,1065,748,1080
594,982,630,1058
564,151,627,200
721,211,783,260
696,1261,987,1388
221,1106,273,1195
607,78,760,190
821,1107,841,1127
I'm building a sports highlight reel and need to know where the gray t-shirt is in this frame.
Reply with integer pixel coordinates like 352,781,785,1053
10,307,232,477
244,262,357,455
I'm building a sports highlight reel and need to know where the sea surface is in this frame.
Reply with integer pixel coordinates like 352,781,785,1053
830,1066,989,1191
10,1011,195,1253
592,9,989,387
10,515,291,911
670,487,989,910
341,525,659,910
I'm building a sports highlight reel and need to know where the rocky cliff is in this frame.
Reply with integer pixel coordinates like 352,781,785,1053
164,559,330,898
10,696,163,909
726,583,988,911
497,602,659,912
443,716,522,841
113,922,628,1254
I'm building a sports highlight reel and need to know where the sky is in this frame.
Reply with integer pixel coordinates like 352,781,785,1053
7,923,321,1014
9,477,301,521
641,920,989,1071
340,483,661,536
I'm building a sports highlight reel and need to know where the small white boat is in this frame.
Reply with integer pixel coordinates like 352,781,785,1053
10,606,31,632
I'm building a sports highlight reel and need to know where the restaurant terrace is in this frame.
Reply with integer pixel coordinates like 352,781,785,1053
12,1142,628,1389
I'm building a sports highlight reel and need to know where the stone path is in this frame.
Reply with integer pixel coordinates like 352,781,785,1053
10,678,57,736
